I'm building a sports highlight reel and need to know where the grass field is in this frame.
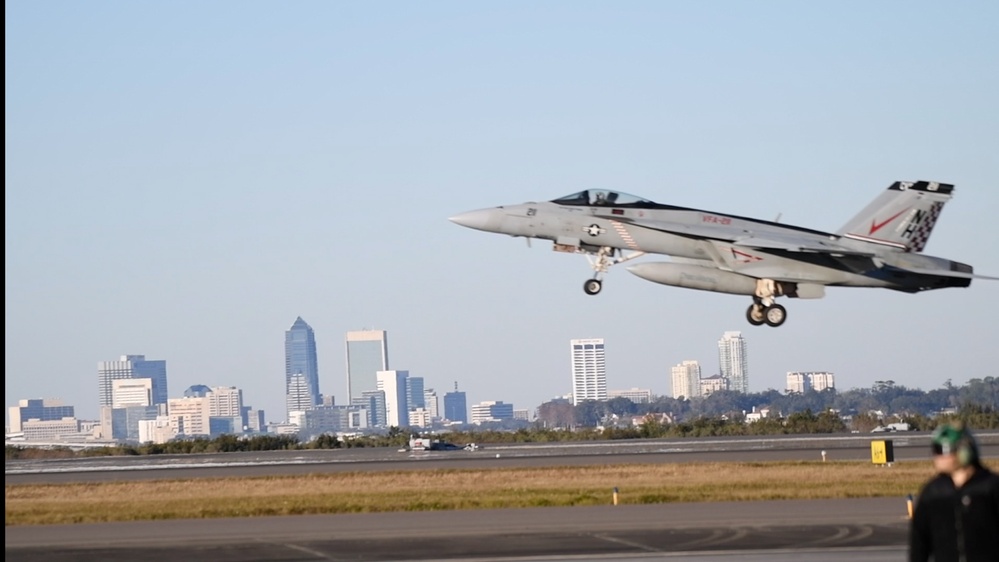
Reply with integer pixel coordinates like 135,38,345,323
8,459,979,526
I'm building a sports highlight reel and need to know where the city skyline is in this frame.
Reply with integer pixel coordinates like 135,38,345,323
10,324,885,429
8,3,998,424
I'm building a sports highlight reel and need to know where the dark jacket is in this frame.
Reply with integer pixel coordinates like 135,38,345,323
909,464,999,562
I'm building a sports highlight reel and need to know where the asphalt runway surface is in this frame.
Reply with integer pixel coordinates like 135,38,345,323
8,432,997,561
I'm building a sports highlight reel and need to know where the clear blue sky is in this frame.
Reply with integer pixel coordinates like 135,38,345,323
7,1,998,422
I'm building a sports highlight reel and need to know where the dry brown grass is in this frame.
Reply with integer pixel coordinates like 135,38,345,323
8,459,984,526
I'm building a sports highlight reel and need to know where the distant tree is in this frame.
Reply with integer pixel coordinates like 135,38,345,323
536,400,574,429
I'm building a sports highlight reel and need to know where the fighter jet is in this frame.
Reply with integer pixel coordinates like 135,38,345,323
449,181,996,327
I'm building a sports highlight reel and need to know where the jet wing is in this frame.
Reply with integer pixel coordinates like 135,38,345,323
617,217,874,256
731,233,874,256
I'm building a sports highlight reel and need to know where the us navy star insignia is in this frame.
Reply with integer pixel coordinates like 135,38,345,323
584,224,605,237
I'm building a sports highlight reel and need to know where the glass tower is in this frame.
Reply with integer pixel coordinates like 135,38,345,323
97,355,168,408
443,383,467,423
718,331,749,393
345,330,389,402
285,317,320,412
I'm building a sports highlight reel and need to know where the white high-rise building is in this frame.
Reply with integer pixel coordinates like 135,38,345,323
670,361,702,399
811,372,835,392
718,332,749,393
570,338,607,405
376,370,410,428
167,397,210,436
786,372,808,394
207,386,243,418
787,371,836,393
423,389,439,419
111,378,153,408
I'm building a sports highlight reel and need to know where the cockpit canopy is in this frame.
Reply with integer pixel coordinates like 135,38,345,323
550,190,655,207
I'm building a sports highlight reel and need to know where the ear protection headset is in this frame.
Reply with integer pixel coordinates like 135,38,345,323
932,423,979,467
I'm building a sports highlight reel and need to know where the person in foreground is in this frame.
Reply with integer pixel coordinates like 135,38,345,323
909,422,999,562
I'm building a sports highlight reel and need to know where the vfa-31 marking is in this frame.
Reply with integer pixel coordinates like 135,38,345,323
450,181,997,327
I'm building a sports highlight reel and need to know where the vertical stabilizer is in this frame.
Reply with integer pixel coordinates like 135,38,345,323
836,181,953,252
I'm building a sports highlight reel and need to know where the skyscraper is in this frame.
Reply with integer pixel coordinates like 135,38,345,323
285,317,320,414
443,383,467,423
376,370,409,428
670,360,702,399
570,338,607,405
406,376,425,410
345,330,388,402
718,331,749,393
97,355,168,408
286,373,313,418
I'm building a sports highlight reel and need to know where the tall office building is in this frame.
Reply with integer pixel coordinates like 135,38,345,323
406,376,425,410
286,373,313,418
8,399,74,434
97,355,168,408
443,383,467,423
285,317,321,412
352,390,386,427
718,332,749,393
570,338,607,405
670,360,702,399
167,396,210,436
423,388,439,419
207,386,243,418
345,330,389,401
470,401,515,424
112,378,153,408
376,370,409,428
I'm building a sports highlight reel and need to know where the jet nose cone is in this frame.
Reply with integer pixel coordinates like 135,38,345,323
448,208,502,232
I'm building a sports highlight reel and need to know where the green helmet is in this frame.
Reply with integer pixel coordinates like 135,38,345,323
931,422,979,467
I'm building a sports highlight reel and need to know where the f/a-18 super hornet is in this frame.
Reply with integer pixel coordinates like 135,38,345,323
449,181,996,327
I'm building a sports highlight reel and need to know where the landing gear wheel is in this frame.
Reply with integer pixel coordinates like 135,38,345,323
583,279,603,295
746,304,765,326
764,304,787,327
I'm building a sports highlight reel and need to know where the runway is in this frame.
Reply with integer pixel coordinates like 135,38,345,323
9,432,996,561
7,499,910,561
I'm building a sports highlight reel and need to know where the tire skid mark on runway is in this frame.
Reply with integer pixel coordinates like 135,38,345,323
281,542,334,560
592,532,663,553
801,525,852,546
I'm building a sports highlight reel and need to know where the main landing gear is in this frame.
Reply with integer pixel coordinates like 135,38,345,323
746,279,788,327
581,246,645,296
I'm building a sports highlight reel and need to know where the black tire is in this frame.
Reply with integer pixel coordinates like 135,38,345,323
746,304,765,326
583,279,602,295
764,304,787,327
